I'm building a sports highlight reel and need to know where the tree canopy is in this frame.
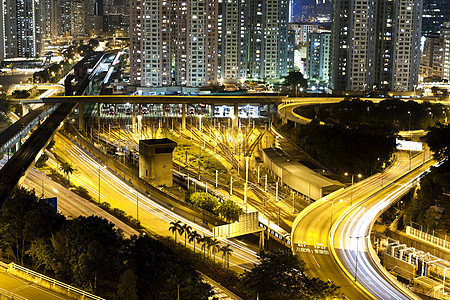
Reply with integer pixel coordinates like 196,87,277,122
240,249,339,299
0,187,213,299
285,71,308,91
425,123,450,159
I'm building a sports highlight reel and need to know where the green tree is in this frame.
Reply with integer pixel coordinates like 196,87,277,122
54,216,123,296
200,235,209,261
26,238,54,272
426,123,450,159
0,187,64,264
88,39,100,49
0,93,11,123
208,238,220,264
189,230,201,253
117,269,138,300
11,90,30,99
216,199,243,222
35,153,49,168
285,71,308,91
59,161,74,181
219,244,233,269
240,249,339,299
190,192,219,213
180,223,192,249
169,220,182,245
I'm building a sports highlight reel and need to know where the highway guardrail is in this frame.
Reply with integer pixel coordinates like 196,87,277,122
8,263,104,300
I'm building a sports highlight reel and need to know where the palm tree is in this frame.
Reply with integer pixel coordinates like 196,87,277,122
189,230,201,253
201,235,209,261
219,244,233,269
59,161,74,181
181,223,192,249
209,238,220,264
169,220,182,245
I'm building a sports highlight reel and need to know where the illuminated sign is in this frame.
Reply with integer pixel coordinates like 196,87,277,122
396,139,423,151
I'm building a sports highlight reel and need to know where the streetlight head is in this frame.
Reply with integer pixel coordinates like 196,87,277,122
358,174,362,178
344,172,349,176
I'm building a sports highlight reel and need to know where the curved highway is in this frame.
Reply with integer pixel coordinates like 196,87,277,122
283,98,433,299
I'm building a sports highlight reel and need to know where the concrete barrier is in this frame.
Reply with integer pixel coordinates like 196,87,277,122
6,263,104,300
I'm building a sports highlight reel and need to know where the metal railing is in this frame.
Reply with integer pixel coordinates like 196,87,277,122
406,226,450,251
0,104,59,156
9,263,105,300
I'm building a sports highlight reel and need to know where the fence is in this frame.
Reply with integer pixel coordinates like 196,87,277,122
406,226,450,252
8,263,104,300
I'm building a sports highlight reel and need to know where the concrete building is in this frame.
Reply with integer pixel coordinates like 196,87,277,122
139,138,177,187
330,0,422,92
217,0,249,82
289,22,319,46
0,0,42,59
262,147,344,201
442,22,450,81
422,0,450,35
419,35,443,80
306,32,331,86
71,0,85,37
248,0,293,80
129,0,218,88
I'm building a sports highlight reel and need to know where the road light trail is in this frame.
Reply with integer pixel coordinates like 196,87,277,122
52,135,260,271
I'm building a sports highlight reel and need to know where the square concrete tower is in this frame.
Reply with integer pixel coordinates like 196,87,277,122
139,138,177,187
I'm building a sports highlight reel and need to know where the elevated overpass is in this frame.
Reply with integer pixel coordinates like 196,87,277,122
0,51,108,203
281,98,438,299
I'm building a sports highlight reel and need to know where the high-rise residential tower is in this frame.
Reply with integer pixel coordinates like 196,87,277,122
442,22,450,81
71,0,85,37
306,32,331,84
330,0,422,92
422,0,450,35
217,0,248,82
249,0,293,80
129,0,218,88
0,0,42,59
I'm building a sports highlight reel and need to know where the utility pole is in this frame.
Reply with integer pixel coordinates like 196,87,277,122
275,181,279,202
244,156,249,212
265,174,268,192
230,176,233,196
215,170,218,188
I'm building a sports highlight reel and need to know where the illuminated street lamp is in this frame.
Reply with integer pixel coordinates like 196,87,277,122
345,173,362,206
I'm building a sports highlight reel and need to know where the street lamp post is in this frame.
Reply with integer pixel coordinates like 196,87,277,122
351,235,368,282
136,189,139,222
137,115,143,140
408,111,412,170
230,176,233,196
275,181,279,202
345,173,362,206
265,174,268,192
244,156,249,212
215,170,218,188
